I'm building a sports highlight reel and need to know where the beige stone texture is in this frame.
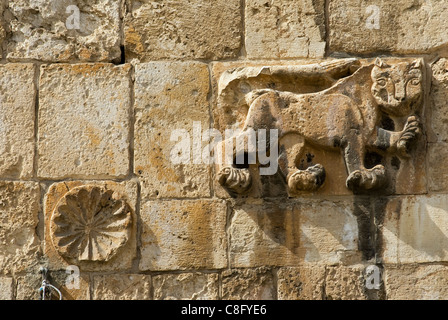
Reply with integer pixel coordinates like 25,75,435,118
0,277,12,300
245,0,326,59
382,195,448,264
229,199,359,267
134,62,211,199
385,265,448,300
38,63,131,179
16,271,90,300
430,58,448,143
329,0,448,54
153,273,219,300
92,275,151,300
324,265,366,300
299,200,360,264
277,266,325,300
428,58,448,191
229,201,301,267
0,182,40,274
0,64,35,179
124,0,242,61
222,268,275,300
0,1,6,57
6,0,121,62
140,200,227,271
44,181,138,272
428,143,448,192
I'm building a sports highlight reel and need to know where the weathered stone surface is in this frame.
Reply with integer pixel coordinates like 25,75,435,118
0,1,6,57
92,275,151,300
324,265,366,300
382,195,448,264
38,64,131,179
329,0,448,54
428,143,448,192
385,265,448,300
0,64,35,179
134,62,211,199
427,59,448,192
153,273,219,300
6,0,121,62
124,0,242,61
430,58,448,143
140,200,227,271
229,199,359,267
16,271,90,300
229,201,301,267
222,268,275,300
0,277,12,300
277,266,325,300
300,200,360,264
245,0,325,58
0,182,40,274
44,181,138,272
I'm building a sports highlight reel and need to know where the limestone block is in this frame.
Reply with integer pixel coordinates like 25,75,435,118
277,266,325,300
124,0,242,61
385,265,448,300
430,58,448,143
229,199,359,267
0,277,12,300
245,0,326,58
329,0,448,54
428,143,448,192
382,195,448,264
44,181,138,272
299,200,360,264
0,182,40,274
38,63,131,179
92,275,151,300
229,201,301,267
153,273,219,300
139,200,227,271
324,265,366,300
16,271,90,300
6,0,121,62
0,64,35,179
134,62,211,199
221,268,275,300
0,1,6,57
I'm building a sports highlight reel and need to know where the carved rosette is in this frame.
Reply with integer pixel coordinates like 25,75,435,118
50,185,132,263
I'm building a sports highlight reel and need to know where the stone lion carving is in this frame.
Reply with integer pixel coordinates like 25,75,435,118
216,58,424,195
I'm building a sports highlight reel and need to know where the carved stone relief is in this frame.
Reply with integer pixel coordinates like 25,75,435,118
215,58,426,196
50,185,133,263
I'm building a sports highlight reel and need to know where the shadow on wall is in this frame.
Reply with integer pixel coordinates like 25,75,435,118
229,199,360,267
382,195,448,264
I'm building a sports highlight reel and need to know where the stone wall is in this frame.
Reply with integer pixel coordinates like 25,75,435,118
1,0,448,300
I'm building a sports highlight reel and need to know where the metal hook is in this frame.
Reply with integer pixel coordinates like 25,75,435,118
38,267,62,300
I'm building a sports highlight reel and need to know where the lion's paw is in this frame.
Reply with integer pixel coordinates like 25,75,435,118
217,167,252,194
288,164,326,192
346,165,387,191
397,116,421,158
